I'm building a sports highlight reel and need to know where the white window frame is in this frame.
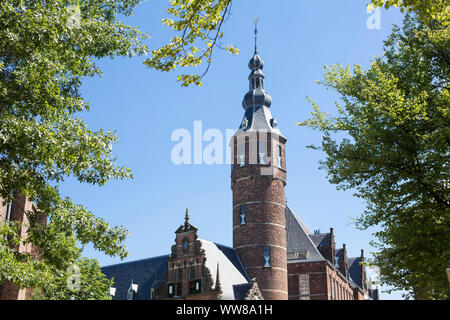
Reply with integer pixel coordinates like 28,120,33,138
238,144,245,167
276,145,282,167
258,141,266,165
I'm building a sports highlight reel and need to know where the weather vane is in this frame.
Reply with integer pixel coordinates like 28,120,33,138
254,18,259,54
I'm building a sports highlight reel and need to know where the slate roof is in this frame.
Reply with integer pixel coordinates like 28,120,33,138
101,206,368,299
101,255,168,300
232,283,252,300
285,206,326,263
348,257,363,288
310,233,330,248
198,239,250,300
335,248,344,259
101,240,251,300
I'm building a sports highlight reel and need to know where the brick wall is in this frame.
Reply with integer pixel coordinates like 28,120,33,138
288,261,364,300
231,133,288,300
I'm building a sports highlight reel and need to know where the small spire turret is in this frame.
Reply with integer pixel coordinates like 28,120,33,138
185,208,189,225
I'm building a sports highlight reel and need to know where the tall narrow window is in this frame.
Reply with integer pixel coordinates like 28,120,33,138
329,275,333,300
189,266,195,280
176,266,183,282
240,205,247,225
189,279,201,294
127,284,138,300
127,290,133,300
299,274,310,300
241,117,248,130
5,203,12,222
238,144,245,167
333,280,337,300
263,246,271,268
175,283,182,297
168,283,175,297
258,141,266,164
277,145,282,167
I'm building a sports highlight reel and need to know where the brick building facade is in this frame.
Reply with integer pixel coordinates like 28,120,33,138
101,37,379,301
0,31,378,300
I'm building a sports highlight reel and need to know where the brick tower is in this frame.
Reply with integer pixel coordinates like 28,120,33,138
230,23,288,300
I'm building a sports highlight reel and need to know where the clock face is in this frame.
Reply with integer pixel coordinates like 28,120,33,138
183,240,189,251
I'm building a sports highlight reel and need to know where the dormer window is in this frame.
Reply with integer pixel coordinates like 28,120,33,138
127,283,138,300
109,287,116,298
270,118,277,129
241,117,248,130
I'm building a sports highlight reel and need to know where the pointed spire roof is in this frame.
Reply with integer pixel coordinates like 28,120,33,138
215,262,222,293
185,207,190,224
233,22,285,139
175,208,198,233
285,206,326,262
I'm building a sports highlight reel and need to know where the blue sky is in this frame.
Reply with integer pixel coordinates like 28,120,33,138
60,1,406,299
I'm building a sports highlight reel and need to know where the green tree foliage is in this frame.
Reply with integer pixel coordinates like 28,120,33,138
31,258,113,300
0,0,150,298
299,10,449,299
144,0,238,86
371,0,449,25
0,0,237,299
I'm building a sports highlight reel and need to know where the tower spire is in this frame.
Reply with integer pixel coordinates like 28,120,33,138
254,18,259,54
185,208,189,225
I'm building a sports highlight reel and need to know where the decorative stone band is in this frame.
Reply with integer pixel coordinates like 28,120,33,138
260,289,289,294
233,222,286,230
232,201,285,209
234,244,287,251
232,175,286,185
244,266,287,273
